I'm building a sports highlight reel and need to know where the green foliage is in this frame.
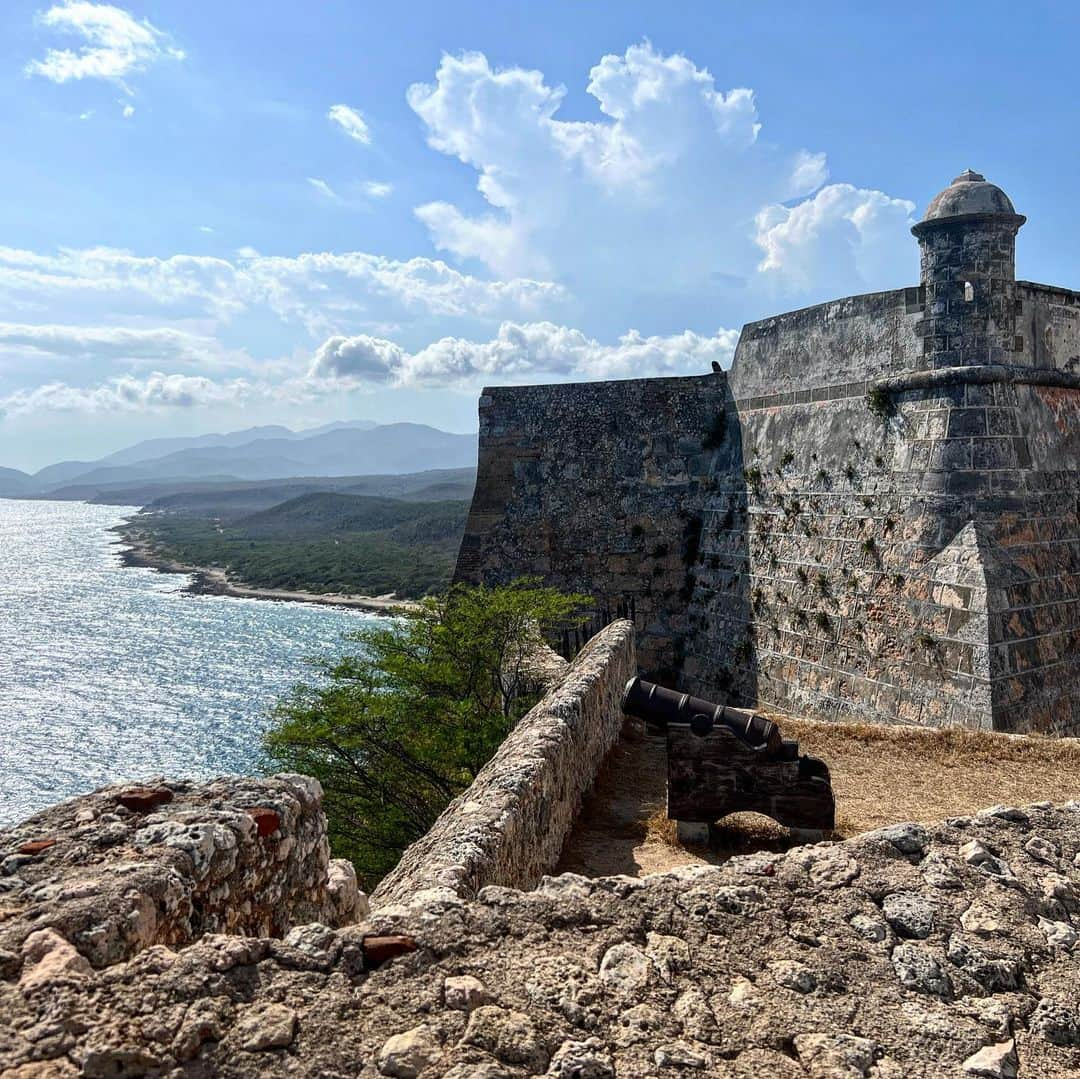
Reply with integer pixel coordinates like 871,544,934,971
743,465,763,493
263,580,590,887
866,386,896,420
814,611,832,631
780,449,795,469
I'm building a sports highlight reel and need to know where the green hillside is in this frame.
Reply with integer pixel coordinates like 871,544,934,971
124,490,470,599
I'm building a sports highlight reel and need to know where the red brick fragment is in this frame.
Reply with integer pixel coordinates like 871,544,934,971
362,935,418,968
248,807,280,838
116,787,174,813
18,838,57,856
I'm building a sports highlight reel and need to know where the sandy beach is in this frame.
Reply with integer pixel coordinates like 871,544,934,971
114,526,418,615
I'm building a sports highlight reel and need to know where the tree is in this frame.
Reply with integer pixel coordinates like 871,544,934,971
264,579,591,886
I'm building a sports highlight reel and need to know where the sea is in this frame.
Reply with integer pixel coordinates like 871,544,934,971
0,499,384,826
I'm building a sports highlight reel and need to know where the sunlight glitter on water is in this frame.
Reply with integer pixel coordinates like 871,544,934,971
0,499,384,825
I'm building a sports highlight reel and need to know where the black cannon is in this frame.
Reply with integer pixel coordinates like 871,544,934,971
622,677,783,751
622,677,835,839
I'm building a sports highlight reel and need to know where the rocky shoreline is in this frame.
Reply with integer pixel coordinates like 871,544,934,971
113,521,416,615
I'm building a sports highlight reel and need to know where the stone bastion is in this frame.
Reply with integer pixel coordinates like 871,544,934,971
454,171,1080,736
2,621,1079,1077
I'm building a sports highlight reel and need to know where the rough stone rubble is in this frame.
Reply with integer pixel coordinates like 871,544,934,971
0,773,362,979
2,795,1078,1077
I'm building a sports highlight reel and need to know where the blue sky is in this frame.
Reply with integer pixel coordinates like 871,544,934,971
0,0,1075,471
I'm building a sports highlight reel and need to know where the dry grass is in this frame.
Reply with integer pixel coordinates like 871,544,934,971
556,716,1080,878
781,716,1080,837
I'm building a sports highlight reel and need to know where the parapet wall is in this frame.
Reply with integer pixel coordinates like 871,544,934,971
372,619,636,906
0,774,362,980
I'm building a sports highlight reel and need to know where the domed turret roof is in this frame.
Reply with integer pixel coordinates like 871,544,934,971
920,169,1023,224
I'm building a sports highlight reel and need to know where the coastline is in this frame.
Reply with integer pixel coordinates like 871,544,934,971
113,523,418,615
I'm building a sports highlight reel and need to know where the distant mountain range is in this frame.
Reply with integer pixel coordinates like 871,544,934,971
0,421,478,501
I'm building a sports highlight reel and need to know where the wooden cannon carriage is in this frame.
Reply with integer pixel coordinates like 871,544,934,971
621,677,835,843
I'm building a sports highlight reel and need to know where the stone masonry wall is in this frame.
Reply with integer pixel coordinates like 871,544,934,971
372,619,636,907
0,774,362,981
680,282,1080,735
455,377,727,680
458,279,1080,734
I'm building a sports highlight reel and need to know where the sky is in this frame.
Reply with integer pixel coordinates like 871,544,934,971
0,1,1076,472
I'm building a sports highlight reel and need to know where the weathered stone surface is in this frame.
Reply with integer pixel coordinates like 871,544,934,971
961,1039,1018,1078
892,942,952,997
235,1003,297,1052
1,793,1078,1077
0,773,360,984
882,891,937,939
444,974,492,1012
377,1024,440,1077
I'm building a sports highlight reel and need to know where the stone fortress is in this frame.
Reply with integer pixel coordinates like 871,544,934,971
457,170,1080,737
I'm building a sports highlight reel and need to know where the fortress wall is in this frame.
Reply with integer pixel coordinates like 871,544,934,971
453,275,1080,733
683,390,995,728
1016,282,1080,371
730,287,923,399
0,775,363,981
684,370,1080,735
454,374,728,678
372,619,635,907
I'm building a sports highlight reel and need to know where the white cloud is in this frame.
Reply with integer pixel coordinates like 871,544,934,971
754,183,916,293
363,181,393,199
407,43,916,319
309,320,739,387
26,1,184,88
198,225,214,234
0,245,568,334
307,177,339,200
0,320,224,365
0,372,267,417
121,102,134,118
327,103,371,145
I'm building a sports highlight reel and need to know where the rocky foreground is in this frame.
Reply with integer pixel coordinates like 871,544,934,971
1,783,1078,1078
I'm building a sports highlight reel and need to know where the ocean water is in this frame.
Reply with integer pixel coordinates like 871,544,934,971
0,499,384,826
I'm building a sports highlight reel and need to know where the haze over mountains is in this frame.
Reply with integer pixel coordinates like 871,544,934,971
0,421,479,501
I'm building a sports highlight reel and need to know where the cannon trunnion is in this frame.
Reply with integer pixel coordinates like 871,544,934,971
621,677,835,836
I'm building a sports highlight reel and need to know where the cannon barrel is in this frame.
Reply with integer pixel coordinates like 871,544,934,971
621,677,783,754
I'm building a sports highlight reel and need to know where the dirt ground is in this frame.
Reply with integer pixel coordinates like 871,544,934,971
556,716,1080,878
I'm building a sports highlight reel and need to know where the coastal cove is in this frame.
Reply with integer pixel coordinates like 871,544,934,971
116,523,418,614
0,499,383,825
